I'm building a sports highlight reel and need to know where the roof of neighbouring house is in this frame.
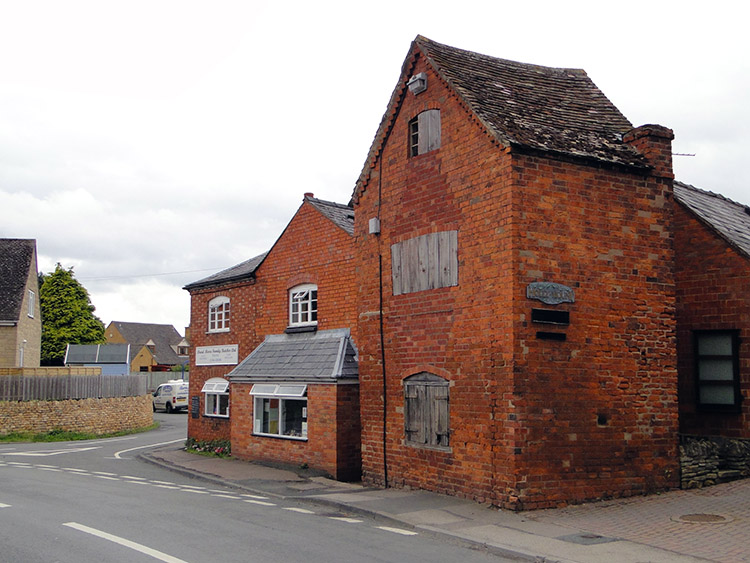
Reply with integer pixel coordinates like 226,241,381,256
674,181,750,259
306,196,355,235
356,35,648,196
183,252,268,290
0,238,37,323
108,321,185,366
65,343,130,364
184,195,353,291
226,328,358,383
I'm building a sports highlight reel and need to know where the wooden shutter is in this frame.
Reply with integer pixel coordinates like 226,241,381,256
418,109,441,154
391,231,458,296
431,385,450,447
404,383,426,444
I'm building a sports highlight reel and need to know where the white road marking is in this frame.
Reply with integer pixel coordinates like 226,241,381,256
377,526,418,536
329,517,363,523
153,485,180,490
2,446,101,457
283,507,314,514
181,489,209,494
240,493,269,499
92,471,117,476
0,503,11,508
150,480,176,485
38,467,63,472
213,494,241,499
113,439,184,459
63,467,88,472
94,475,120,481
243,499,276,506
63,522,188,563
121,475,147,480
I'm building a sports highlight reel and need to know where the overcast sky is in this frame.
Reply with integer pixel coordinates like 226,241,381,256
1,1,747,334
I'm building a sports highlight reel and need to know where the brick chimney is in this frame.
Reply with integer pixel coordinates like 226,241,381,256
623,124,674,179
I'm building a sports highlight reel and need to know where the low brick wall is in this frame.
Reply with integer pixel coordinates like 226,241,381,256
0,395,154,436
680,435,750,488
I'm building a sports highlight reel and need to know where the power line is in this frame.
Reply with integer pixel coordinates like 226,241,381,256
80,266,229,282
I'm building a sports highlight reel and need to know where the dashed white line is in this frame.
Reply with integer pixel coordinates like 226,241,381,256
121,475,147,480
329,517,363,523
92,471,118,476
94,475,120,481
0,503,11,508
377,526,418,536
243,499,276,507
181,489,209,494
213,494,242,499
283,507,314,514
63,522,188,563
241,493,269,499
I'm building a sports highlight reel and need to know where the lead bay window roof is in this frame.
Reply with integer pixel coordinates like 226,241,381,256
226,328,358,383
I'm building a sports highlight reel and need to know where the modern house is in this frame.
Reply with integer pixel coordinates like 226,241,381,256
104,321,188,373
185,195,360,480
0,239,41,368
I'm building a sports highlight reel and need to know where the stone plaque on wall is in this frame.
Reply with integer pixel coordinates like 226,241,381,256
526,282,575,305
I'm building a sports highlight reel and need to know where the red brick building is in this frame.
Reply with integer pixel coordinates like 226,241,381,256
184,195,360,479
353,36,680,510
675,182,750,438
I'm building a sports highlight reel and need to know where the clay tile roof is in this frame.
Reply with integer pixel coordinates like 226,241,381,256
674,181,750,259
183,252,267,291
306,196,354,235
0,238,37,322
356,36,647,197
414,36,644,167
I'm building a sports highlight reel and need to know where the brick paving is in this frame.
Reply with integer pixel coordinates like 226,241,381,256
529,480,750,562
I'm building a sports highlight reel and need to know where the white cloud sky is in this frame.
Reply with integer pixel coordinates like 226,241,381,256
1,1,748,333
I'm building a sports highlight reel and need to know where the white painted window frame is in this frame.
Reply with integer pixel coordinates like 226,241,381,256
208,296,230,333
288,284,318,327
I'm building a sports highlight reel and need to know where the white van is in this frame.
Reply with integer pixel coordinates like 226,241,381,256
152,380,189,413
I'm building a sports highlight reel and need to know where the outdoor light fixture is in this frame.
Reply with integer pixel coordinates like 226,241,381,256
407,72,427,95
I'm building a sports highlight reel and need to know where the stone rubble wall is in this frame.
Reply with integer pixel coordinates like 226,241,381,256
680,435,750,488
0,395,153,436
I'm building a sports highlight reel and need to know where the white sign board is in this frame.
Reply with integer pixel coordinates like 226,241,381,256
195,345,239,366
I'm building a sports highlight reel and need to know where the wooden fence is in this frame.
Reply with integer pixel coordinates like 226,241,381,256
0,374,149,401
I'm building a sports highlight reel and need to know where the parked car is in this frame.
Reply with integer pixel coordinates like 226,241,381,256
152,380,188,413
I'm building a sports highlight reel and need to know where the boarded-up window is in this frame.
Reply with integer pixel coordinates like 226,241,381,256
391,231,458,295
404,372,450,449
409,109,441,156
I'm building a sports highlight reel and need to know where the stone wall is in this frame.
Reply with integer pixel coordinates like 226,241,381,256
0,395,153,436
680,435,750,488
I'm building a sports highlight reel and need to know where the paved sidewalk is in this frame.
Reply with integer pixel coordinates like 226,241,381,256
143,446,749,563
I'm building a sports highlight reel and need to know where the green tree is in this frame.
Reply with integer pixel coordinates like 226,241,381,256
39,264,105,365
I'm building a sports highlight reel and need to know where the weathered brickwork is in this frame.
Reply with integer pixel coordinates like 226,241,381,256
354,51,679,509
0,395,153,435
230,383,361,480
674,203,750,437
187,199,360,479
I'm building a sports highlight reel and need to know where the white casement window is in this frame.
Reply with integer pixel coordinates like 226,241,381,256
289,284,317,327
27,290,35,318
409,109,441,157
404,373,450,449
208,296,230,333
695,330,740,412
201,378,229,417
251,384,308,440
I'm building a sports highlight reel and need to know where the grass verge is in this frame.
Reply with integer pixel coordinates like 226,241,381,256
0,422,160,443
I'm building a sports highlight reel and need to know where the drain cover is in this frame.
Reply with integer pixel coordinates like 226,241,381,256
557,533,618,545
674,513,731,524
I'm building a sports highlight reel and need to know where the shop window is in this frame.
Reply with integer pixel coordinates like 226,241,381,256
695,330,741,412
201,378,229,418
208,296,230,333
289,284,317,327
404,373,450,449
251,384,308,440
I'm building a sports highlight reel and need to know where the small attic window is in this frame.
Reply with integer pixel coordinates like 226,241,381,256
409,109,441,157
